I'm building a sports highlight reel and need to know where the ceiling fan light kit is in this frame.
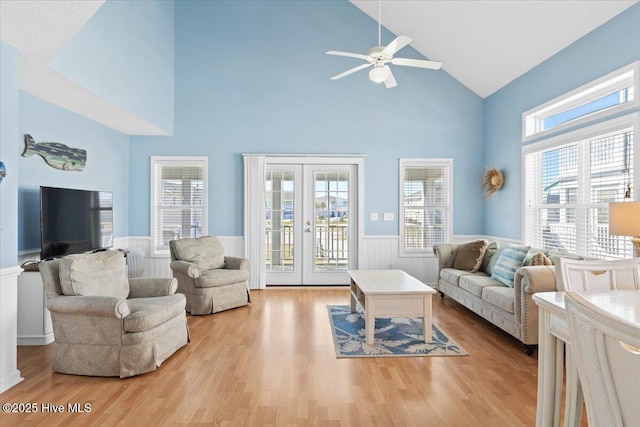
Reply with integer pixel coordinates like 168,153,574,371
326,0,442,88
369,65,390,83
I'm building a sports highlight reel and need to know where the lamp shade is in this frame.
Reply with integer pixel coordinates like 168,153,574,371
608,201,640,236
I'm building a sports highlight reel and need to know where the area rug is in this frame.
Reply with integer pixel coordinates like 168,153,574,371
327,305,468,358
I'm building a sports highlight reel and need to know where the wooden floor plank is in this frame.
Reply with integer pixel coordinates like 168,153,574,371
0,288,585,426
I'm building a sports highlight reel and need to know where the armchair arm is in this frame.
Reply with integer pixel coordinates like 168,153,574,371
433,243,461,279
170,260,201,278
224,256,250,271
128,277,178,298
516,266,557,294
47,295,130,319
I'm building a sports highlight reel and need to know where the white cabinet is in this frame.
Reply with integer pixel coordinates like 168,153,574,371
17,271,53,346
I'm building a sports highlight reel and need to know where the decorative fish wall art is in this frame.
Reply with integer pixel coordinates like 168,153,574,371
22,134,87,171
0,161,6,183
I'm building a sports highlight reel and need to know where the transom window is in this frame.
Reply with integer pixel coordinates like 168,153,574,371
523,61,638,141
399,159,453,257
150,156,207,257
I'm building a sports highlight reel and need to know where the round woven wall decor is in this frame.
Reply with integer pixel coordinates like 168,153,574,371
482,167,504,197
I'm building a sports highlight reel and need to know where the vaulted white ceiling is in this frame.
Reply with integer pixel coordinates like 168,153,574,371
351,0,638,98
1,1,637,135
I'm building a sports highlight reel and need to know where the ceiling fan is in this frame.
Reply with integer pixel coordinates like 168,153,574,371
326,1,442,88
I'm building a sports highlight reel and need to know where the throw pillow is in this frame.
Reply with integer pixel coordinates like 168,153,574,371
480,242,500,273
491,245,531,287
59,251,129,298
485,245,506,276
454,239,489,272
531,251,553,266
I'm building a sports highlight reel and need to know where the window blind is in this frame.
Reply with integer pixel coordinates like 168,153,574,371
525,128,634,259
151,158,207,256
400,161,451,255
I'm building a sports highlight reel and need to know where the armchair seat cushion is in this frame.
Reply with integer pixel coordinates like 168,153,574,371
123,294,186,333
195,269,250,288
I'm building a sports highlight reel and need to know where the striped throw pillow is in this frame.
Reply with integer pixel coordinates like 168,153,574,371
490,245,530,287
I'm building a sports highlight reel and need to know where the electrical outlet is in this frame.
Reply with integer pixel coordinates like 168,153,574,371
370,212,379,221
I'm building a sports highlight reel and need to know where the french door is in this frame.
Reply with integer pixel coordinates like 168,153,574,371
265,163,358,285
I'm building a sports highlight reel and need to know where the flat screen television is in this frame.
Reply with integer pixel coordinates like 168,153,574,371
40,186,114,260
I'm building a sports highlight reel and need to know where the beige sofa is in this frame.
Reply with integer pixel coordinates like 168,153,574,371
434,242,559,354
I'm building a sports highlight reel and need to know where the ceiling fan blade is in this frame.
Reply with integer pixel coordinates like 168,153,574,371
391,57,442,70
381,35,412,57
330,63,372,80
326,51,371,61
384,68,397,89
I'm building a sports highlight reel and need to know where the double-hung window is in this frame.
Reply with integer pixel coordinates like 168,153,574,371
150,156,207,256
523,62,639,259
399,158,453,257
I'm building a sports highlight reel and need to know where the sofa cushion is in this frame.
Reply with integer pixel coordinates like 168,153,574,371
440,268,475,286
485,245,508,276
172,236,225,271
59,251,129,298
482,287,515,314
195,268,249,288
491,244,531,288
459,275,503,297
123,294,186,333
454,239,489,272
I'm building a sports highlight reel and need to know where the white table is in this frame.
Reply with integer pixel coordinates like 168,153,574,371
348,270,436,345
533,290,640,427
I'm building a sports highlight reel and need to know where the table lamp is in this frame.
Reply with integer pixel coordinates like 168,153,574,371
609,201,640,258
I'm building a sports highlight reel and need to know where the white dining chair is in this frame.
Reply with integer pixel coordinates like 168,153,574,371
557,258,640,426
565,290,640,427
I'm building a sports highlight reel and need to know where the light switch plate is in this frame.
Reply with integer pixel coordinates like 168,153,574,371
383,213,394,221
370,212,379,221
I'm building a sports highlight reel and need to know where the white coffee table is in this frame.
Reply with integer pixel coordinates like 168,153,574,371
348,270,437,345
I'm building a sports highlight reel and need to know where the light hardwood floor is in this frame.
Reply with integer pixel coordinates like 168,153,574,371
1,288,583,426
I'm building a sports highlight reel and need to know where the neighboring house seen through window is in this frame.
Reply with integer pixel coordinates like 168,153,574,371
399,159,453,257
150,156,207,257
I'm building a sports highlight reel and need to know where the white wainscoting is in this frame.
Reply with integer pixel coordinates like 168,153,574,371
361,236,438,286
1,266,24,394
125,236,245,279
124,235,513,286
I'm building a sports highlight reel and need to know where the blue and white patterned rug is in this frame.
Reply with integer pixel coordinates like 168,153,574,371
327,305,468,358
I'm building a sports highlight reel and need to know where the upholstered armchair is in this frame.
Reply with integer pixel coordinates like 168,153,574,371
39,250,189,378
169,236,250,315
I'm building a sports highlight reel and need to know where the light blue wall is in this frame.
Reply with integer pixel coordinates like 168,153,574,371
0,42,20,268
18,93,130,252
483,3,640,240
48,0,175,134
129,0,485,237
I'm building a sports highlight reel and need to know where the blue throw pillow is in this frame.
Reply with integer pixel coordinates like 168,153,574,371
491,245,531,287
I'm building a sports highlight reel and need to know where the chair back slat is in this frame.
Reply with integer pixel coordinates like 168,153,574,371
558,258,640,292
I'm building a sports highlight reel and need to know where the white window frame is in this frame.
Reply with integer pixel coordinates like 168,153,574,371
399,158,453,258
522,61,639,142
522,113,640,258
150,156,208,257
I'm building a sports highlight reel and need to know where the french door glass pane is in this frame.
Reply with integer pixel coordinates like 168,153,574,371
314,171,349,271
265,171,295,272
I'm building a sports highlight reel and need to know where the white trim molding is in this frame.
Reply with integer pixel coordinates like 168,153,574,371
1,266,24,394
